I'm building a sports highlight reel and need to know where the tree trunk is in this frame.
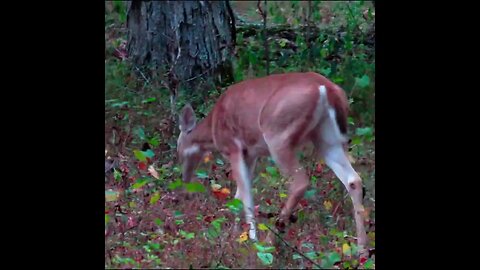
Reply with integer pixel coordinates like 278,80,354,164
126,1,235,97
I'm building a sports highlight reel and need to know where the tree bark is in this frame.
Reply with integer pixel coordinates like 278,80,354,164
126,1,235,97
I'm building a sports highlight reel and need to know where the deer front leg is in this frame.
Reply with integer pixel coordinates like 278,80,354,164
322,143,368,252
230,150,257,241
233,156,257,234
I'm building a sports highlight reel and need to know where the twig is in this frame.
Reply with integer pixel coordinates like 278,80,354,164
263,223,323,269
183,66,215,82
134,65,150,85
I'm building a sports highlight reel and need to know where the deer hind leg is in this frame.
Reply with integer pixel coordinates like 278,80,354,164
229,147,257,241
320,142,368,251
264,136,310,244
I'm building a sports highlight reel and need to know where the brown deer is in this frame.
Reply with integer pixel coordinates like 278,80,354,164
176,72,368,252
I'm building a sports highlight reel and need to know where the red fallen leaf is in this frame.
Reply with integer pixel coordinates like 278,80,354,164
203,215,215,223
212,189,229,200
360,257,367,264
146,157,152,164
265,198,272,205
211,164,217,171
299,198,308,207
105,210,110,214
316,163,323,173
288,228,296,238
128,176,136,182
138,162,147,170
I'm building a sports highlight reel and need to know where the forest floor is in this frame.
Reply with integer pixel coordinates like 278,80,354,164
105,1,375,269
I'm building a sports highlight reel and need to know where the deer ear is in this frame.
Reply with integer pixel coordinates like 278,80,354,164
179,104,196,132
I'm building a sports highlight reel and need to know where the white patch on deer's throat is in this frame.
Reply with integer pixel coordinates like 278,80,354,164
183,144,200,156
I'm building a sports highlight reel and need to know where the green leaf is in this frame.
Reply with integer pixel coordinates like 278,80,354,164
113,169,122,182
298,209,305,223
328,252,341,264
143,149,155,158
305,251,318,260
142,97,157,104
180,230,195,239
150,242,160,250
105,214,110,225
215,159,225,166
292,253,302,260
258,223,268,231
212,217,226,231
133,150,147,162
278,38,288,48
257,252,273,265
207,225,220,239
266,167,279,177
185,182,206,193
132,179,148,189
304,189,316,199
195,170,209,179
175,219,184,225
351,137,362,146
348,117,355,126
174,210,183,218
356,127,373,137
254,243,275,253
148,136,160,147
154,218,163,226
364,259,374,269
355,74,370,88
168,179,183,190
226,198,244,214
150,192,160,205
279,193,288,198
320,67,332,76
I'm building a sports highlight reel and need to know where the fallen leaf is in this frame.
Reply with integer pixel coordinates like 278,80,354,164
148,165,160,179
258,223,268,231
220,187,230,195
239,231,248,243
138,162,147,170
324,200,333,211
213,189,229,200
342,243,351,256
299,198,308,207
211,183,222,191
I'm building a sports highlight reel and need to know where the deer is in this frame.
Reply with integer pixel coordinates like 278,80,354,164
176,71,368,254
